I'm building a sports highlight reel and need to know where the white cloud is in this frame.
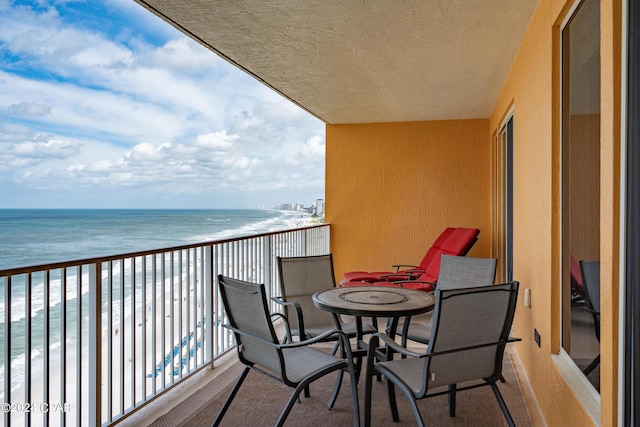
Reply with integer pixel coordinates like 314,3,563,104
0,1,325,208
7,101,51,117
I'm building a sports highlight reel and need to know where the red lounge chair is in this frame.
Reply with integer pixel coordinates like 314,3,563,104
570,255,587,307
341,227,480,291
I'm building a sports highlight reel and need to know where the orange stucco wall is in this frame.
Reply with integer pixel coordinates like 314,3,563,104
325,0,621,425
326,120,491,282
488,0,621,426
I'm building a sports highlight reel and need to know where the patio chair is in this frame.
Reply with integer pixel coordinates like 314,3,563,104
579,260,600,375
363,282,520,427
393,255,497,347
274,254,377,346
341,227,480,290
213,275,360,427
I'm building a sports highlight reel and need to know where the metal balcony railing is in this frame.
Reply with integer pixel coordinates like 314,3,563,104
0,224,330,427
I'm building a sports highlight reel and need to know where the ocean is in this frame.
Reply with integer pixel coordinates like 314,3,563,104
0,209,313,407
0,209,311,270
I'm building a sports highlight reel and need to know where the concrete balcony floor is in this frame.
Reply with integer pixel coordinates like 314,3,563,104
118,313,601,426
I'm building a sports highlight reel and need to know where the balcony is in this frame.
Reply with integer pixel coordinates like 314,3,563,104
0,224,329,426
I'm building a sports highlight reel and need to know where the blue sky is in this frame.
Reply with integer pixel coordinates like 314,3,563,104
0,0,325,209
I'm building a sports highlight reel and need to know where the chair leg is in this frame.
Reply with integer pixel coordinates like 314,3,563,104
328,369,344,409
583,354,600,376
490,382,515,427
276,384,307,427
448,384,457,417
212,366,250,427
387,377,425,427
347,360,360,427
387,381,400,422
364,344,378,427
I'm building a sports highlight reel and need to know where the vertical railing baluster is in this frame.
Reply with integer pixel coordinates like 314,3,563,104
43,270,50,427
60,268,67,427
169,251,175,386
178,251,183,379
24,273,32,427
205,245,213,369
150,254,157,395
88,262,101,427
3,275,11,427
119,259,125,415
185,249,191,376
161,253,166,390
129,257,136,409
77,265,83,427
140,255,147,403
107,261,113,423
198,247,204,365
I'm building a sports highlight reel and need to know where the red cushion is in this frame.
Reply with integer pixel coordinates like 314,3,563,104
341,280,371,287
440,228,480,255
396,281,435,292
570,255,585,292
342,271,379,282
369,280,434,292
415,228,456,269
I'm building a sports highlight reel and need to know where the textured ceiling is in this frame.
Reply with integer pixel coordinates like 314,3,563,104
135,0,539,124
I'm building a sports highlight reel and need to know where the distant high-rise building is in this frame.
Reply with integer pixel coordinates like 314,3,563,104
315,199,324,217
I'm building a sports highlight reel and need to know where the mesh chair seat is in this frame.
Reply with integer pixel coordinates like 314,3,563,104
377,357,425,394
282,347,345,383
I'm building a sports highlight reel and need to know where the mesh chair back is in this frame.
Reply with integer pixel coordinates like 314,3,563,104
277,255,338,332
437,255,497,290
580,261,601,313
424,282,518,391
217,275,283,375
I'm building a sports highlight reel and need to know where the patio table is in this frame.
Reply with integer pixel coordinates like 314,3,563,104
312,285,434,378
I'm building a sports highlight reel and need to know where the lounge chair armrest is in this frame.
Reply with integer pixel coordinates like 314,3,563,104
378,272,411,281
378,270,424,281
394,279,436,286
391,264,420,272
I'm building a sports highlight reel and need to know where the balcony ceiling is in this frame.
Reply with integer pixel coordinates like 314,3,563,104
135,0,539,124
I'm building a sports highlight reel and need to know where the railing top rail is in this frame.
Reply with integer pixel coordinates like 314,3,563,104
0,223,329,276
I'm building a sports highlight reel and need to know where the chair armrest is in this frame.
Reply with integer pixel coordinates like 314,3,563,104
270,312,293,343
279,328,346,349
368,332,425,359
271,296,307,339
424,336,522,358
279,329,356,363
223,323,347,351
392,264,420,272
393,279,436,286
